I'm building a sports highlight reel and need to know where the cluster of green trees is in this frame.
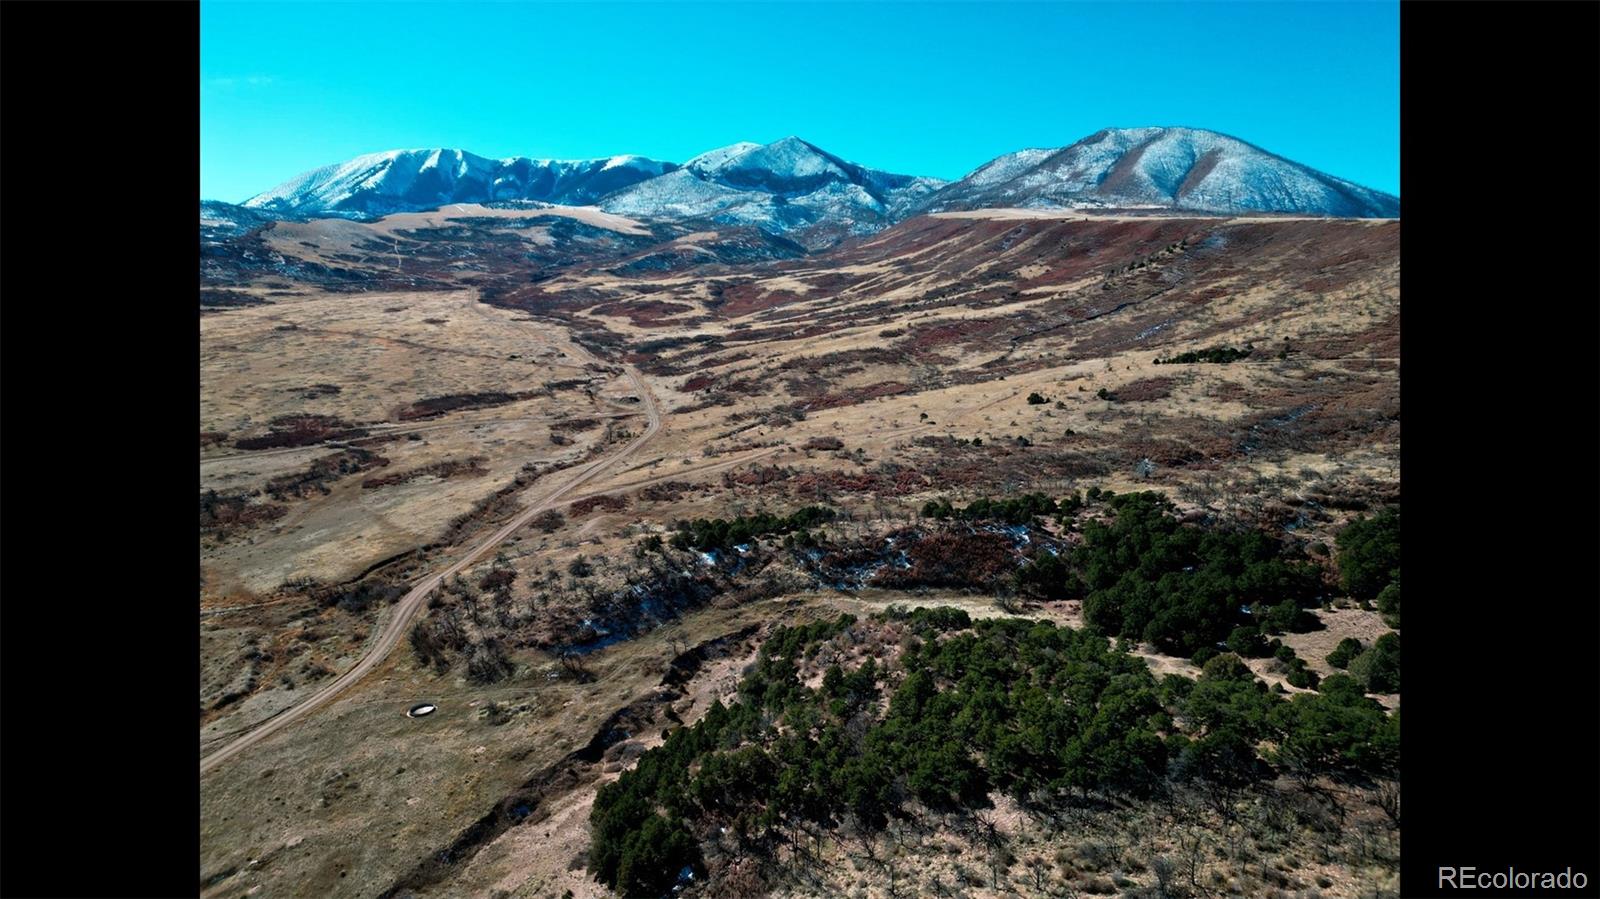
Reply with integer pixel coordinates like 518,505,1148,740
910,490,1359,656
1335,509,1399,598
1273,643,1321,689
1326,637,1363,669
1271,673,1399,781
669,506,837,551
1376,581,1400,627
921,492,1060,525
1210,629,1318,687
1012,551,1072,600
1226,625,1275,658
1154,346,1253,365
590,611,1398,896
590,614,858,896
882,603,975,634
921,489,1113,529
780,529,824,550
1336,508,1399,628
1347,632,1401,693
1168,652,1396,789
1077,493,1324,656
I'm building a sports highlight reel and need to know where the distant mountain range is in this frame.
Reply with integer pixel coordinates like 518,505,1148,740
242,149,679,216
229,128,1399,247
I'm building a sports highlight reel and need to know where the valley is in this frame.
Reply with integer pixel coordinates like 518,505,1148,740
201,130,1399,899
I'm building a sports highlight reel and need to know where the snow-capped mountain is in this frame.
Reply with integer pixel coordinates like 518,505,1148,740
228,129,1397,249
919,127,1399,218
243,148,677,216
599,137,945,249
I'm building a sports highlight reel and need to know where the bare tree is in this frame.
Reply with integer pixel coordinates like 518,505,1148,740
1374,779,1400,829
974,811,1009,890
558,647,593,682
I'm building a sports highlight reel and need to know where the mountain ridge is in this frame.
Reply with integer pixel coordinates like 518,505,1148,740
243,148,678,216
227,128,1398,245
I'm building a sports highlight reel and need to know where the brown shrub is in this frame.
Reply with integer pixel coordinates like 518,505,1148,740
724,465,790,487
570,494,629,515
479,569,517,592
199,490,287,537
396,392,531,421
267,450,389,500
234,414,367,450
640,481,693,502
872,529,1018,589
361,456,488,489
1113,376,1179,402
801,380,913,411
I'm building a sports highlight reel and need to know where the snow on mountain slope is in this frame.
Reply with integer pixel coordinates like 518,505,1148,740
958,147,1057,189
243,149,677,216
231,129,1395,251
920,127,1399,218
234,138,940,248
600,137,946,249
684,142,764,174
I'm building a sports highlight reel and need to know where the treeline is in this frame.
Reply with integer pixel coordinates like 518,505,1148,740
1154,345,1252,365
921,487,1130,527
921,491,1061,525
670,506,837,551
590,611,1398,897
913,491,1399,663
1077,492,1325,656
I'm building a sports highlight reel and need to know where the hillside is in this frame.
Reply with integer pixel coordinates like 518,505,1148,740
199,203,1399,899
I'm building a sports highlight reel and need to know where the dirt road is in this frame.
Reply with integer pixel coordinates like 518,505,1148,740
200,363,662,776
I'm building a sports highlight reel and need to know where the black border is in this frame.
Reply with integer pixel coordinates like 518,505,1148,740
1,2,199,898
1400,2,1600,897
2,2,1597,898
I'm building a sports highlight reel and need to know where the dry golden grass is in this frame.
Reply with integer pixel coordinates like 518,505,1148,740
200,209,1399,898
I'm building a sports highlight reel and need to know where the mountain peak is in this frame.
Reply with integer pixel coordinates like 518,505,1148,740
927,127,1398,218
600,137,943,250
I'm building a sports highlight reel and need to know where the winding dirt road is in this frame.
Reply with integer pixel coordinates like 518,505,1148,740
200,363,662,776
201,296,1003,775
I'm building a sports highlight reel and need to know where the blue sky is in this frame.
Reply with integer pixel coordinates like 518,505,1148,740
201,1,1399,203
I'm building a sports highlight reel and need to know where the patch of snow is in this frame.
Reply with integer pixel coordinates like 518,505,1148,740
684,141,764,175
245,148,677,214
924,126,1398,218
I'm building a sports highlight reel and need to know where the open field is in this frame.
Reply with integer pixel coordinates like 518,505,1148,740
201,207,1398,898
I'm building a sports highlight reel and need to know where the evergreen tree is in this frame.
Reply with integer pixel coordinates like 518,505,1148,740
1336,509,1400,599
